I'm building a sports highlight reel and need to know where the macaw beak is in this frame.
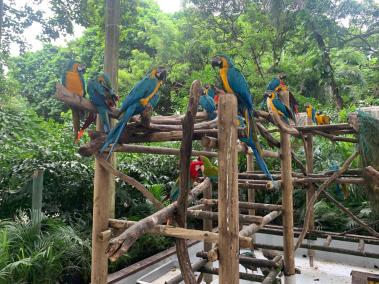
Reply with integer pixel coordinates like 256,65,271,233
156,68,167,81
78,64,86,73
211,56,222,69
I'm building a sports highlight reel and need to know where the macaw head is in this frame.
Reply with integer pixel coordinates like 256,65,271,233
152,66,167,81
267,91,276,100
316,111,323,115
97,73,118,100
202,84,210,96
211,54,234,69
189,160,204,180
77,63,86,74
266,78,280,91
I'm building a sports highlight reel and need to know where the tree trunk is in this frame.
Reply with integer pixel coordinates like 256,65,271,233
311,23,343,110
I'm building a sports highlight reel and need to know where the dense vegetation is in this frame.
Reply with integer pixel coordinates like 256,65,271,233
0,0,378,282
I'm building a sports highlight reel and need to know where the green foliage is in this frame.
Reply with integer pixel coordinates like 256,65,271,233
0,217,91,284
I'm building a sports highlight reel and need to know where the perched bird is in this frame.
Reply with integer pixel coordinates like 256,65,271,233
168,160,204,202
315,111,331,125
198,155,218,183
305,103,317,124
289,91,299,117
84,73,118,137
100,67,167,159
211,54,273,180
200,85,217,120
266,91,295,124
204,84,216,99
61,60,86,139
329,164,349,200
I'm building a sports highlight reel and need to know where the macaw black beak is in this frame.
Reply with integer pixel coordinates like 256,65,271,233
156,68,167,81
211,57,222,69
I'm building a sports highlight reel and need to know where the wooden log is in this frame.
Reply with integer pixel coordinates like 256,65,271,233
339,219,379,236
218,92,239,284
203,181,213,284
55,83,119,118
295,123,354,133
110,144,217,157
294,151,360,251
197,267,266,282
187,209,263,224
246,151,256,218
105,178,211,261
201,136,218,149
240,211,282,237
150,112,208,125
164,260,207,284
196,252,279,268
91,1,119,283
312,130,358,143
239,177,365,185
358,239,365,252
364,166,379,185
95,155,164,209
200,199,283,211
175,80,202,284
238,171,363,180
262,257,283,284
321,190,379,238
255,242,379,259
108,219,254,248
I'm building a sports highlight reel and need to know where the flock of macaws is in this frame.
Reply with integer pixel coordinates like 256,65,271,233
62,54,332,202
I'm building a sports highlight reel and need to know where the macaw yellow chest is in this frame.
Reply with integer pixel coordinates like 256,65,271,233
268,98,284,116
306,108,313,119
220,67,234,94
65,71,84,96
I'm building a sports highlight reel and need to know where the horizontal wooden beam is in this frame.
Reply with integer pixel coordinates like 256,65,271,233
199,199,283,211
240,211,282,238
197,267,265,282
187,209,263,224
108,219,254,248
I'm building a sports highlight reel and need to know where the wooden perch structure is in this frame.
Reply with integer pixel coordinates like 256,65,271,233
105,178,211,261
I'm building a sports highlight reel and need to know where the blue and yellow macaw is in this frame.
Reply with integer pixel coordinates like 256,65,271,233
200,85,217,120
315,111,331,125
305,104,317,124
266,91,295,124
211,54,273,180
61,60,86,139
100,67,167,160
86,73,118,137
204,84,216,99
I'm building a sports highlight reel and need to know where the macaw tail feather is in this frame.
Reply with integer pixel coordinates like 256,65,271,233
75,113,97,143
100,105,137,160
75,129,85,144
246,139,273,181
98,109,111,133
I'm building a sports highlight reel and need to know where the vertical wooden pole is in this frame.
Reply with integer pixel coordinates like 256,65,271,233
203,182,213,284
218,93,239,284
246,150,255,216
32,170,44,233
91,1,119,283
305,117,315,267
280,93,296,284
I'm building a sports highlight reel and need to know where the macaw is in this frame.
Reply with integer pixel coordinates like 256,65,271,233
329,164,349,200
315,111,331,125
204,84,216,99
61,60,86,139
266,91,295,124
82,73,118,139
199,86,217,120
168,160,204,201
278,76,299,118
305,103,317,124
211,54,273,180
197,155,218,183
100,67,167,160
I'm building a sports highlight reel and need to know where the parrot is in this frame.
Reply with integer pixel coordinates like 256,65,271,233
266,91,295,124
168,160,204,202
211,54,273,180
61,60,86,140
82,73,118,138
199,85,217,120
100,67,167,160
305,103,317,124
329,164,350,200
197,155,218,183
315,111,331,125
204,83,216,99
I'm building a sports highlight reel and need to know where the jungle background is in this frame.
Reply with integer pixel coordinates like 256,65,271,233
0,0,378,283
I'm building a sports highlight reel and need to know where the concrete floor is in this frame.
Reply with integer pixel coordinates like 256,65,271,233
114,233,379,284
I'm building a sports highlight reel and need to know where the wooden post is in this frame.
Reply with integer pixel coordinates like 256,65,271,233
280,92,296,283
91,1,119,283
305,117,315,267
32,170,44,232
218,93,239,284
246,150,255,216
203,182,213,284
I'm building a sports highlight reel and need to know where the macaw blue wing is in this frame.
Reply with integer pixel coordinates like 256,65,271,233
312,108,316,124
88,79,111,133
266,78,280,91
200,95,217,120
120,76,158,113
100,103,140,159
227,67,254,110
272,98,293,122
208,87,216,99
